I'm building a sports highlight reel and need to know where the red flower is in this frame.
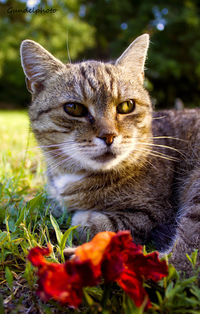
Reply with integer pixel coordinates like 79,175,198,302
75,231,115,265
101,231,168,308
118,268,148,307
27,244,52,267
28,244,83,307
28,231,168,309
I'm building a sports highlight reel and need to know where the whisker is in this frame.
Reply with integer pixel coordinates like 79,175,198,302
122,145,179,162
129,135,186,142
46,152,66,159
142,158,158,171
28,141,77,150
120,140,180,161
28,135,186,153
45,155,67,169
47,146,94,172
152,115,167,120
140,142,185,157
44,149,75,157
151,136,186,142
142,150,179,162
48,154,76,172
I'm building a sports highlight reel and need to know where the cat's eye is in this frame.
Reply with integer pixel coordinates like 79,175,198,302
64,102,88,117
117,100,136,114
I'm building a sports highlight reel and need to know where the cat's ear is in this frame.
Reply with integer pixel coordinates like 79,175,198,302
20,40,64,94
115,34,149,81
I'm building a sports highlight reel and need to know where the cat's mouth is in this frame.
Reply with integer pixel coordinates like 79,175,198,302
92,152,117,163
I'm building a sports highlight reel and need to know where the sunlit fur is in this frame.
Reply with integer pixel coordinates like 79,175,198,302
20,35,200,276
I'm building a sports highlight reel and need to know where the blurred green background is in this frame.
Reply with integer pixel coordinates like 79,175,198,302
0,0,200,109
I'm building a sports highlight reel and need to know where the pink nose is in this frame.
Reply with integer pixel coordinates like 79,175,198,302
97,133,116,146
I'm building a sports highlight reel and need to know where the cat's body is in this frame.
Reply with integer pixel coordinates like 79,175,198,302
20,35,200,275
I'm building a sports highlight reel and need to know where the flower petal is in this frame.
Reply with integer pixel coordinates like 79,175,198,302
28,245,83,308
100,231,167,308
37,263,80,305
75,231,115,266
117,269,150,308
101,231,142,282
125,251,168,281
27,244,52,267
65,259,100,286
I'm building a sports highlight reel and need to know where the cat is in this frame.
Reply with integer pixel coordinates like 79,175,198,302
20,34,200,275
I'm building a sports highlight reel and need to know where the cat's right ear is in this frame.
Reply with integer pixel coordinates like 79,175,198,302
20,40,64,94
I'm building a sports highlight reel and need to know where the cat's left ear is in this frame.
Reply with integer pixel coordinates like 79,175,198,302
115,34,149,81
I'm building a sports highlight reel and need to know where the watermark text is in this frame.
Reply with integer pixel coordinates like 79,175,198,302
7,7,57,15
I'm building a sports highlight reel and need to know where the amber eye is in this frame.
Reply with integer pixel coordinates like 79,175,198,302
64,103,88,117
117,100,136,114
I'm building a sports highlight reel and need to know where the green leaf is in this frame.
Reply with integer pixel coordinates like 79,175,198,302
15,205,27,228
60,225,78,253
84,286,103,301
181,276,197,286
0,231,8,246
167,264,179,281
24,261,36,286
122,293,143,314
156,291,163,305
5,267,13,291
186,253,193,264
190,286,200,300
12,238,24,245
50,213,63,245
26,194,44,210
191,250,198,267
165,281,175,298
83,288,94,306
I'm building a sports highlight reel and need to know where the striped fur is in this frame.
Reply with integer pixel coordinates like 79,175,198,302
20,35,200,275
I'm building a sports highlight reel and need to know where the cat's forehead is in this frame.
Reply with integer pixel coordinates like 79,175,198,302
63,60,136,107
76,60,116,74
80,61,119,100
69,60,120,85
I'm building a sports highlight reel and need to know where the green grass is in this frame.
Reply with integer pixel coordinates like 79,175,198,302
0,110,45,194
0,110,200,313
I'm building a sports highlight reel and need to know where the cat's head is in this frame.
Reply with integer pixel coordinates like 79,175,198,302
20,34,152,173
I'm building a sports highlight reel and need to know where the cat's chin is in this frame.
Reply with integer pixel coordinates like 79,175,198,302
92,152,117,163
82,153,126,172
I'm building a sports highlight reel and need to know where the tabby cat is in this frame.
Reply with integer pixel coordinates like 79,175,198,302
20,34,200,275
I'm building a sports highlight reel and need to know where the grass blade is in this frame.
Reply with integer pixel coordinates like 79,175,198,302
50,213,63,245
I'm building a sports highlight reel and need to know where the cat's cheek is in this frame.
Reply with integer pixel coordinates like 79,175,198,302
71,210,114,242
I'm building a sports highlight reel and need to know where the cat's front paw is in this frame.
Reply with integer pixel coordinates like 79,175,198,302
71,210,114,242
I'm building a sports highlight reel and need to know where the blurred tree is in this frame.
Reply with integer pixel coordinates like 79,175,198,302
79,0,200,108
0,0,200,108
0,0,95,107
147,0,200,107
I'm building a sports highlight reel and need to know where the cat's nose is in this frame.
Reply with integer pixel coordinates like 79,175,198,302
97,133,116,146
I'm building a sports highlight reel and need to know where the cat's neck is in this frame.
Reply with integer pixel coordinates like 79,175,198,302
48,151,149,197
